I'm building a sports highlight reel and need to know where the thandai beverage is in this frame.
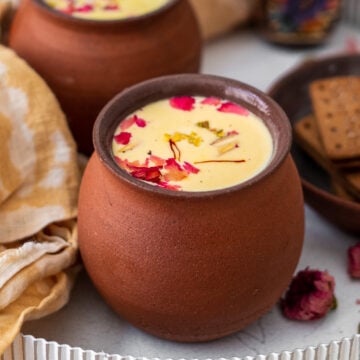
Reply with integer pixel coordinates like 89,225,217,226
43,0,169,20
112,96,273,191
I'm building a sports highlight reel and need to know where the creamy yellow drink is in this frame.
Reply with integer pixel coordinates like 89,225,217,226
44,0,169,20
112,96,273,192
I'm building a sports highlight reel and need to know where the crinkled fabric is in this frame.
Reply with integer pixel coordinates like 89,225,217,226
0,45,80,355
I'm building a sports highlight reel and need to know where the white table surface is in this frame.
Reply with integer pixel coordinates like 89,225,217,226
22,24,360,360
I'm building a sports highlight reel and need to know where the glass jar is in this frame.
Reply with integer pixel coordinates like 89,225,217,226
262,0,342,46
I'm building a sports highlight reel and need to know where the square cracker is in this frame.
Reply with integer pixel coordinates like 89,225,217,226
309,76,360,162
294,114,360,201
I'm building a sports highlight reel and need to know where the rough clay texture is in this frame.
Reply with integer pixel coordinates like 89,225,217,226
78,153,304,342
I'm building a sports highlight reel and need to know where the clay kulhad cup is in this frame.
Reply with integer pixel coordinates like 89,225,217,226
8,0,202,155
78,74,305,342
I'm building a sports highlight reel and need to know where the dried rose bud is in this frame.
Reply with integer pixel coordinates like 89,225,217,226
281,268,336,321
348,243,360,278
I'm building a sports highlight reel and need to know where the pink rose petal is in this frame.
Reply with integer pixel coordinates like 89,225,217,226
120,116,135,130
115,158,145,171
183,161,200,174
170,96,195,111
201,97,221,106
120,115,146,130
149,155,166,166
134,115,146,128
218,102,249,116
227,130,239,136
164,158,187,181
165,158,182,170
114,156,126,169
114,132,131,145
60,7,74,14
348,243,360,278
75,4,93,12
130,166,162,183
281,267,336,321
158,181,182,191
104,4,119,10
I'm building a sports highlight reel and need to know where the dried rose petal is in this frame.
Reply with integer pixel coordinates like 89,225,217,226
227,130,239,136
75,4,93,12
60,6,74,14
183,161,200,174
120,116,135,130
120,115,146,130
348,243,360,278
104,4,119,10
165,158,182,170
134,115,146,128
201,97,221,106
158,181,182,191
164,158,188,181
170,96,195,111
218,102,249,116
149,155,166,166
281,268,336,321
130,166,162,183
114,132,131,145
114,156,126,168
128,160,142,167
116,158,141,171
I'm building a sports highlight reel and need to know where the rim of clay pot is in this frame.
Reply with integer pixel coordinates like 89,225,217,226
94,74,292,198
32,0,179,26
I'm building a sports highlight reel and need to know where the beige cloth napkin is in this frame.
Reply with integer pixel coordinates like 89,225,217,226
0,45,80,354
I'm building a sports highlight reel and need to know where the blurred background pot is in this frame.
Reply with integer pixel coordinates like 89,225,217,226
77,74,304,342
8,0,201,155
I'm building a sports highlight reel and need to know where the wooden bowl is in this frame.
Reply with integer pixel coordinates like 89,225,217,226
8,0,202,155
269,54,360,234
77,74,304,342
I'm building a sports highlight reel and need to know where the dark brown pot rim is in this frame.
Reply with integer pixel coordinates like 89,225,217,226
93,73,292,199
268,53,360,211
32,0,179,26
268,53,360,98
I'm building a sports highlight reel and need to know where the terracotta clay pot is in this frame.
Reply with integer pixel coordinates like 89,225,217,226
78,74,304,342
8,0,202,155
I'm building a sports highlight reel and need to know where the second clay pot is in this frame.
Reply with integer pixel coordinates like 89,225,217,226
9,0,202,154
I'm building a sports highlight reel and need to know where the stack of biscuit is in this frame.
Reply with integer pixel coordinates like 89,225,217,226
294,76,360,202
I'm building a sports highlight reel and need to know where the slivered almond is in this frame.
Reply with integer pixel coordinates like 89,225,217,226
210,133,237,145
119,143,137,153
218,141,238,155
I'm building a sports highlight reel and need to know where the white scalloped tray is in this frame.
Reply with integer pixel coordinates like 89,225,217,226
2,334,360,360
